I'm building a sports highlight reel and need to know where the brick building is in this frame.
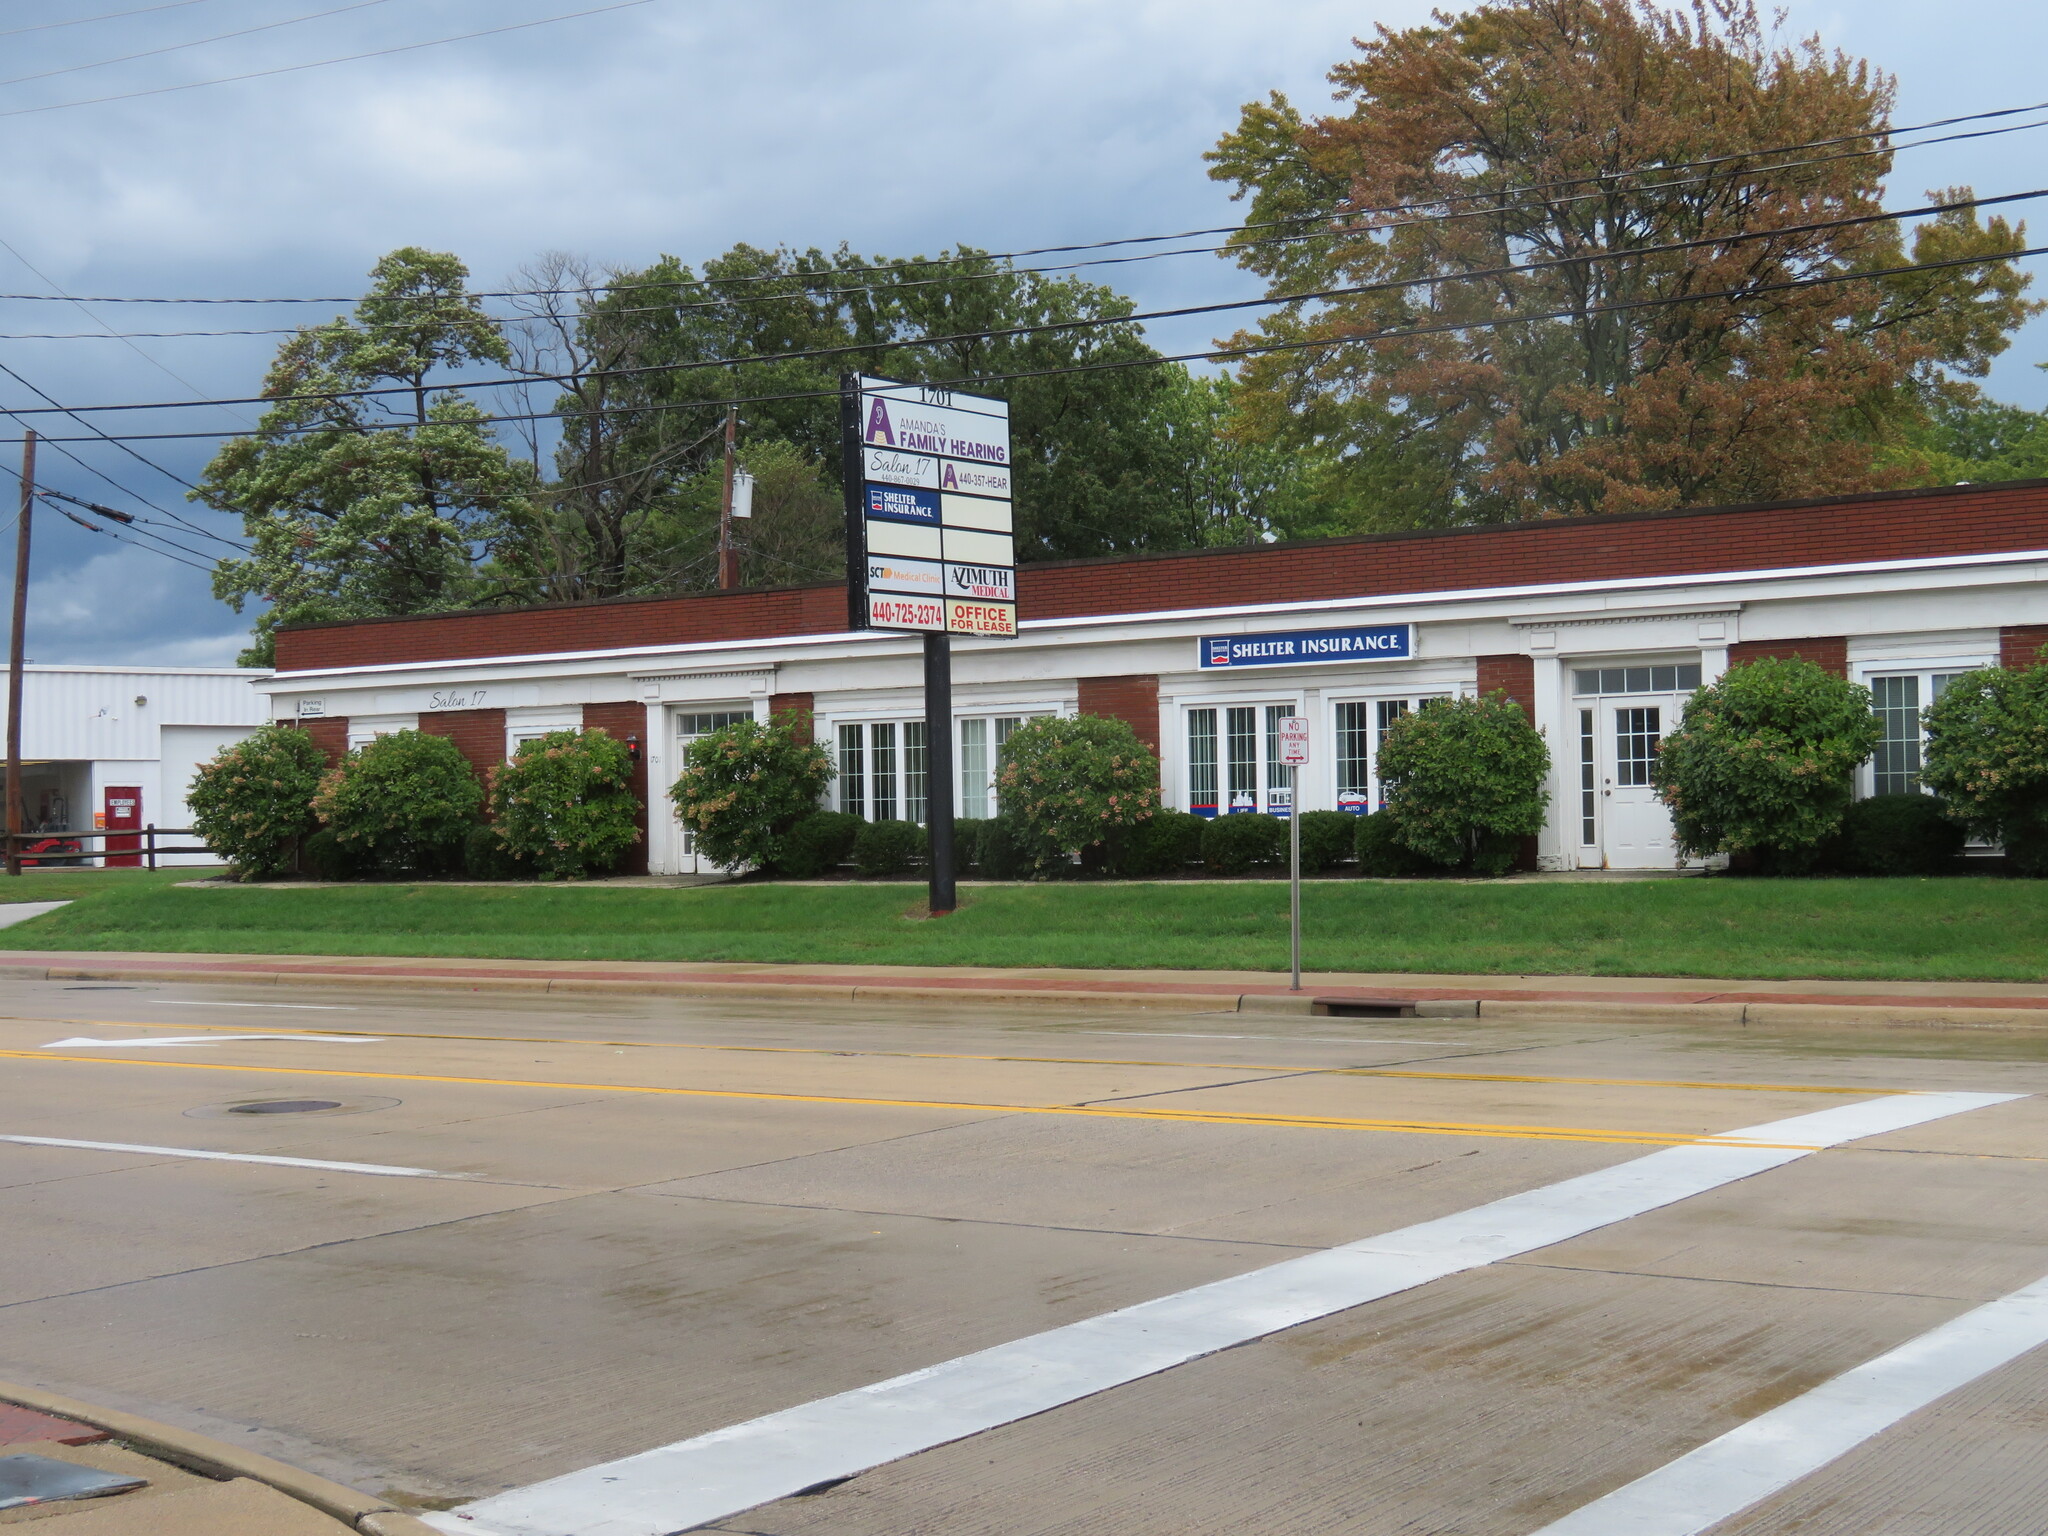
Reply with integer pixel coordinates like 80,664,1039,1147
258,479,2048,873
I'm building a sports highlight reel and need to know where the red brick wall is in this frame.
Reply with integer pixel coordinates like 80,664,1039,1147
1076,675,1161,764
581,702,650,876
1728,637,1848,675
281,718,349,765
1476,655,1536,717
272,479,2048,675
768,691,815,728
2001,626,2048,668
417,709,507,787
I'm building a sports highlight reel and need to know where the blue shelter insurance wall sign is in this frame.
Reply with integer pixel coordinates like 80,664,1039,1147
852,376,1017,637
1200,623,1413,668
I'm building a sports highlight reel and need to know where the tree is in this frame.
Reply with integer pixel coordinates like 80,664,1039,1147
1921,659,2048,874
669,718,833,871
487,728,643,879
199,249,535,664
992,715,1160,876
1205,0,2040,531
185,724,328,880
312,728,485,874
1375,694,1549,874
1891,391,2048,486
1653,658,1881,870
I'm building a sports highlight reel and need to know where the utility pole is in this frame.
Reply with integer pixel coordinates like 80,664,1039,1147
717,405,739,591
6,429,34,878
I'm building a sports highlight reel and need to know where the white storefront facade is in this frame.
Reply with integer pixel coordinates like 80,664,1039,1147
255,482,2048,875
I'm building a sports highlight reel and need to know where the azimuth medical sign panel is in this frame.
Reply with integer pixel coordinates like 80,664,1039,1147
1200,624,1414,668
853,376,1017,637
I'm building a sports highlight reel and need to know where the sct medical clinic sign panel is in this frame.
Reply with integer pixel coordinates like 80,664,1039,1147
856,376,1017,637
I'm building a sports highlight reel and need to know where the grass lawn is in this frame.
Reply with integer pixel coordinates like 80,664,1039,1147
1,874,2044,982
0,867,208,903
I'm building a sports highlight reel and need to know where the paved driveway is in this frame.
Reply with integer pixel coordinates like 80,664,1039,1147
0,979,2043,1534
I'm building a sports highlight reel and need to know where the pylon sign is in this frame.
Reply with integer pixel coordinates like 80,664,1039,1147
846,375,1017,637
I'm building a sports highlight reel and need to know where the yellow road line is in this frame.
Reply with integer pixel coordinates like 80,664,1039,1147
0,1049,1821,1149
0,1016,1887,1097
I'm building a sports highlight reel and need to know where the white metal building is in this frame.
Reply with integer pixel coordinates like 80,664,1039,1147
6,665,271,866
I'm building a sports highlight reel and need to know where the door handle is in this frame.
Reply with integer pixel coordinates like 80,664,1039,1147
1602,789,1612,797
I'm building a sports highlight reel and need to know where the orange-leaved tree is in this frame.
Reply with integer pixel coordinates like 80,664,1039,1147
1205,0,2039,531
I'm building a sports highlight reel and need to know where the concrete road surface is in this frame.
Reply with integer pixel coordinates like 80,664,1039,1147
0,976,2044,1534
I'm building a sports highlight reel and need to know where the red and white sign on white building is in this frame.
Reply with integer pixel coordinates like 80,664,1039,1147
1277,716,1311,766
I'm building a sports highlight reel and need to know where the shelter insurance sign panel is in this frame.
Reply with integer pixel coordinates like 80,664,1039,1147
1200,624,1414,668
853,376,1017,637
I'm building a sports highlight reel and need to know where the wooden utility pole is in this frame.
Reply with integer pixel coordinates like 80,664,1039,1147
717,405,739,591
6,429,34,878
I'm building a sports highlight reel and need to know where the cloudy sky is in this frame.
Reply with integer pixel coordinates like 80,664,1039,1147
6,0,2046,667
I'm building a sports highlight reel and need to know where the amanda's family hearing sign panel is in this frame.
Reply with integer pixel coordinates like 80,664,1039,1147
854,376,1017,637
1200,623,1414,668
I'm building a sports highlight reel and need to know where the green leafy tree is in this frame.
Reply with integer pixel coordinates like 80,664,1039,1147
185,724,329,880
1653,658,1881,869
1205,1,2040,532
311,728,485,874
669,717,833,871
486,728,642,879
1922,658,2048,873
1891,391,2048,485
1377,694,1549,874
199,248,535,664
992,715,1160,876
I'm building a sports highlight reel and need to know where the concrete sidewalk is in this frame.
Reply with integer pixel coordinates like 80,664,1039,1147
3,948,2046,1029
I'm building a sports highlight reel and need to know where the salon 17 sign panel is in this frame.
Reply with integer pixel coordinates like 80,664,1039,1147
854,376,1017,637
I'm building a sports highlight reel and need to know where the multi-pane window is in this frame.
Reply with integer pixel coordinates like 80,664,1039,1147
1869,673,1962,796
1226,706,1259,813
675,709,753,854
958,715,1034,818
1573,664,1702,695
1189,704,1295,816
1578,709,1597,844
1328,696,1448,814
1188,708,1220,817
1263,705,1296,815
904,722,928,824
1614,707,1662,786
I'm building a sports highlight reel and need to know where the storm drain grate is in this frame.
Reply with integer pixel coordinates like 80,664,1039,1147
225,1099,345,1116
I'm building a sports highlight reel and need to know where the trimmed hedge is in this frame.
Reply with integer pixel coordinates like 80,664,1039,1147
1103,806,1205,877
1356,810,1444,876
1829,793,1964,876
1298,810,1356,873
775,811,862,878
977,815,1037,880
852,818,924,878
1202,812,1286,875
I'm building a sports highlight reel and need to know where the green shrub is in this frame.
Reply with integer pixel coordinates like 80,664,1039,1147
1922,659,2048,874
775,810,862,878
993,715,1160,876
184,723,328,880
852,818,925,878
488,728,641,880
1653,658,1881,873
1298,810,1356,873
1103,806,1204,877
951,818,988,877
977,815,1037,880
1356,809,1447,876
670,718,833,872
312,729,483,875
1829,793,1965,876
1202,812,1287,875
1378,693,1549,875
462,823,529,881
299,828,360,882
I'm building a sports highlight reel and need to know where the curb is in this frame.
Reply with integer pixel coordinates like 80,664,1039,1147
5,956,2048,1030
0,1379,441,1535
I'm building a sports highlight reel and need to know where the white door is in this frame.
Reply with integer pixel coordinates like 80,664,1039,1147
671,707,755,872
1595,696,1682,868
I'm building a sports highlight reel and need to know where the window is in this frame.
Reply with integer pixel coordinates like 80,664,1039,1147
1573,664,1702,695
674,708,753,856
904,721,928,824
1226,706,1259,813
1264,705,1295,815
959,715,1032,819
1188,703,1296,817
1615,706,1661,786
1188,709,1219,817
1328,696,1448,814
1868,672,1962,796
1578,709,1597,844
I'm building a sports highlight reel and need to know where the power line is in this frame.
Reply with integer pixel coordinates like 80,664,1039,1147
7,237,2041,448
0,0,657,119
7,94,2048,308
0,0,398,90
0,1,214,37
8,184,2041,424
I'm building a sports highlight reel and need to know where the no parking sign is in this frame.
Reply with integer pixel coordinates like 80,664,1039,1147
1277,716,1310,766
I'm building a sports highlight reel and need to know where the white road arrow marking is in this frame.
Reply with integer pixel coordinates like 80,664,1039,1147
39,1034,381,1049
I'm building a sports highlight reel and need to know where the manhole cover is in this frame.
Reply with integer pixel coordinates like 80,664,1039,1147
186,1095,399,1120
225,1099,345,1115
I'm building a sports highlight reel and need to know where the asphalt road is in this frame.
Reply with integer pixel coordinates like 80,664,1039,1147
1,977,2045,1535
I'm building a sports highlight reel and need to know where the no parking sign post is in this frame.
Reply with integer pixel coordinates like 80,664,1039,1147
1278,716,1311,991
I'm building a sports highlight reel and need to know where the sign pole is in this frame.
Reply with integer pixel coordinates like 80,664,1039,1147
924,633,956,916
838,375,865,631
1289,763,1302,991
6,429,33,880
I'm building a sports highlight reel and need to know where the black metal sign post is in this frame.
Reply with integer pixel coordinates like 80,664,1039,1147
842,373,1015,918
